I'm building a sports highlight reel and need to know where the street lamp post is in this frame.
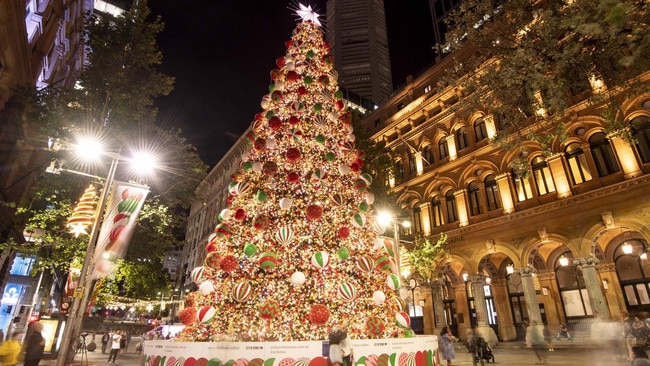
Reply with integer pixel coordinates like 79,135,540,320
377,211,410,279
56,155,119,366
158,292,164,318
408,278,419,316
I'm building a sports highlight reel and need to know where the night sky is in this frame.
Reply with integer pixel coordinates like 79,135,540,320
148,1,435,168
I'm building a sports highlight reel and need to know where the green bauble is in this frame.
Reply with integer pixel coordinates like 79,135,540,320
265,110,275,119
358,202,369,212
304,76,313,85
337,247,350,261
244,243,258,257
315,135,326,144
313,103,322,112
325,152,336,162
256,190,269,203
242,161,253,172
306,50,315,58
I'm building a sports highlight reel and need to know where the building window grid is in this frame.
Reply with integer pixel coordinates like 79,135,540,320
408,153,417,175
413,207,422,234
445,192,458,223
439,139,449,159
565,143,593,184
468,182,482,216
430,198,444,227
512,170,534,202
532,157,556,196
484,175,501,211
422,145,434,166
456,128,469,150
474,119,488,142
589,133,620,177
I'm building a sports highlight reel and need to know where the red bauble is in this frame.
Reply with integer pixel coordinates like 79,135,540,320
234,208,246,221
297,86,308,96
220,255,239,272
253,215,270,231
338,227,350,239
306,205,323,221
340,113,351,125
350,162,361,172
335,100,345,110
323,41,331,52
254,112,265,122
227,195,234,205
287,171,300,183
276,57,285,68
268,116,282,130
270,69,281,80
179,307,197,325
286,71,300,82
271,90,283,102
286,147,301,163
254,138,266,150
355,158,365,168
288,116,300,125
206,240,218,253
285,40,293,48
309,304,330,325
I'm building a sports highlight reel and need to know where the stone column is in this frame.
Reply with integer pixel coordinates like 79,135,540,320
454,283,470,339
576,256,611,320
420,285,435,334
491,278,516,341
431,280,446,333
471,274,499,346
519,266,543,324
609,135,642,178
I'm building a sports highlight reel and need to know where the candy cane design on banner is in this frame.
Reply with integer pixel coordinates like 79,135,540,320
92,181,149,278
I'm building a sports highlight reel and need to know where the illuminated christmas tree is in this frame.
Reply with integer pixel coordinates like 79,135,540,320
179,5,409,342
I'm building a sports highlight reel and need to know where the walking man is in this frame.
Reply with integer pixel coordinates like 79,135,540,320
107,329,122,365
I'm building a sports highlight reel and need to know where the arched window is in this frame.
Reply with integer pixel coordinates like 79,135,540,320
413,206,422,233
439,138,449,159
422,144,434,166
396,159,405,183
445,191,458,223
589,132,620,177
615,239,650,313
474,118,488,142
565,142,592,184
531,156,556,196
630,116,650,163
431,196,444,227
484,174,501,211
456,127,469,150
468,181,482,216
556,253,593,318
512,168,533,201
408,153,417,175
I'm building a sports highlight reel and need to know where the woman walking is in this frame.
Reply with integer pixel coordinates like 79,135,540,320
439,326,457,366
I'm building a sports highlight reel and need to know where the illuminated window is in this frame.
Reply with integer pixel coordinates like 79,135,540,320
630,116,650,163
456,128,469,150
468,181,482,216
439,138,449,159
422,144,434,166
431,197,444,227
532,156,556,195
413,206,422,233
408,153,417,175
565,142,592,184
396,159,405,182
484,174,501,211
589,132,620,177
445,191,458,223
474,118,488,142
512,169,534,201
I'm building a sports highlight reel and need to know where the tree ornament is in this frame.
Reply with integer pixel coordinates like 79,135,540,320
337,282,357,302
351,213,366,228
360,173,373,185
353,179,368,192
214,223,231,237
205,238,218,253
386,274,400,290
191,266,208,284
244,242,258,257
286,70,300,82
234,208,247,221
324,152,336,162
331,194,345,206
204,252,221,270
311,251,330,270
356,255,375,272
199,281,215,296
220,255,239,272
252,162,263,173
254,138,266,150
366,316,385,337
279,197,293,210
232,281,253,302
197,305,216,324
285,147,302,163
358,202,369,212
179,307,197,325
338,227,350,239
245,131,257,146
259,252,279,272
394,296,406,312
372,290,386,305
266,137,277,149
336,247,350,261
253,214,270,231
219,208,233,221
275,226,295,245
315,135,326,144
309,304,330,325
287,171,301,184
241,161,253,172
255,190,269,203
375,255,392,272
262,161,279,176
395,311,411,329
259,299,281,319
364,191,375,204
306,204,323,221
290,271,306,285
289,116,300,125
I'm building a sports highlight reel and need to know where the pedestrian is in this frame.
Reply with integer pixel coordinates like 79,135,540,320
526,320,548,364
543,322,553,351
439,325,457,366
328,321,345,366
101,331,110,354
120,330,128,353
631,346,650,366
24,322,45,366
107,328,122,364
632,317,650,348
339,323,353,366
625,313,637,359
465,324,478,353
0,332,23,365
556,323,572,341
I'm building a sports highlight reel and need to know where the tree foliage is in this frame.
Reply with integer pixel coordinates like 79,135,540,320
13,0,207,300
439,0,650,154
407,234,448,281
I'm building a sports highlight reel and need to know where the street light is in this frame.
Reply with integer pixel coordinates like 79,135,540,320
377,211,411,277
55,136,155,366
408,278,419,317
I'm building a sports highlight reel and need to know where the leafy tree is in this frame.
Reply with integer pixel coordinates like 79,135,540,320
439,0,650,155
10,0,207,302
407,234,448,282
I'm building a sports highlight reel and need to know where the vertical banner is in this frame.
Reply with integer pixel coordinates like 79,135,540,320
92,182,149,278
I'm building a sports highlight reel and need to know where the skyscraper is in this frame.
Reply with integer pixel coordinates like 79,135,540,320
326,0,393,106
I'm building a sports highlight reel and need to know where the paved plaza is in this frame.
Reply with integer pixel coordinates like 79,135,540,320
37,341,636,366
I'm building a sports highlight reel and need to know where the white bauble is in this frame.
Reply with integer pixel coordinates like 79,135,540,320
373,290,386,305
252,162,263,173
291,271,306,286
279,198,293,210
199,281,215,295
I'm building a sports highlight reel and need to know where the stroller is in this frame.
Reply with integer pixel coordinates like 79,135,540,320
469,335,495,365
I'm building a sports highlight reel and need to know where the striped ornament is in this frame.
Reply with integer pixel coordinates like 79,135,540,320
191,266,207,284
395,311,411,329
366,316,385,338
204,252,221,270
351,213,366,228
337,282,357,302
386,274,401,290
232,281,252,302
197,305,216,324
218,209,232,222
258,299,281,319
394,296,406,312
259,252,279,271
214,223,231,237
356,255,375,272
274,226,295,245
375,255,392,272
311,251,330,270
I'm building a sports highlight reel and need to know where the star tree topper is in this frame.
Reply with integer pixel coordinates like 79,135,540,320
295,3,322,27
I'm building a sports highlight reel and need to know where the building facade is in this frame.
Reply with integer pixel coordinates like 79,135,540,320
364,50,650,344
325,0,392,105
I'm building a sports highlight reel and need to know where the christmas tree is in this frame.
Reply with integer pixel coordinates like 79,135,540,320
178,5,409,342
